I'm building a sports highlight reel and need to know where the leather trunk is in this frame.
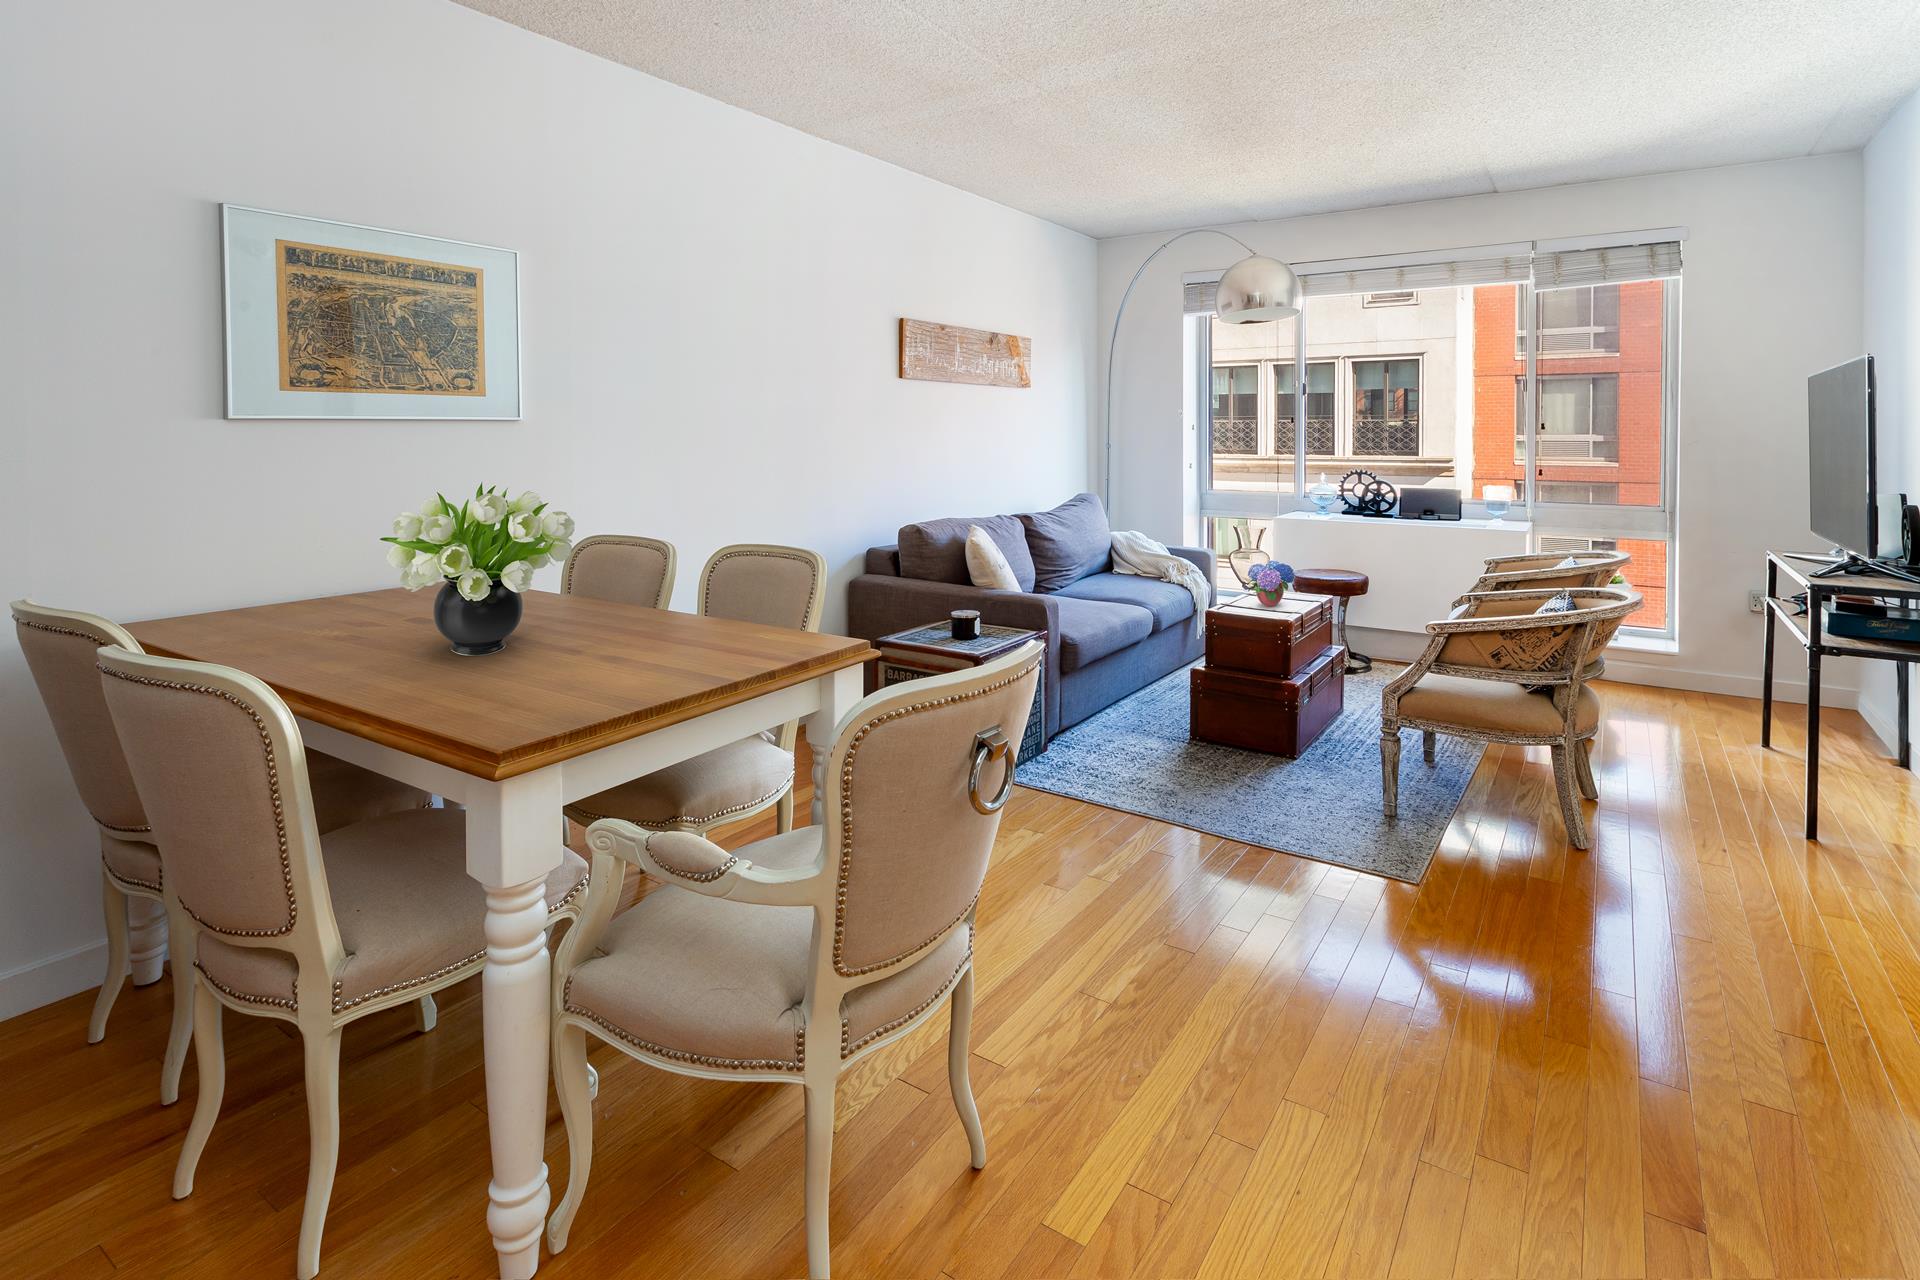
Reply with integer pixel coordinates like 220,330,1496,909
1190,644,1346,757
1204,594,1333,679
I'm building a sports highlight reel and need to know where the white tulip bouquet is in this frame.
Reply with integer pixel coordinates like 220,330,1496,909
381,485,575,601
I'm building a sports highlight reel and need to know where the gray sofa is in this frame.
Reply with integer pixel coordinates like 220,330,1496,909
846,493,1216,737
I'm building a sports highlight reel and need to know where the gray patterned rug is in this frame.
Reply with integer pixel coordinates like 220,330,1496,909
1016,662,1483,882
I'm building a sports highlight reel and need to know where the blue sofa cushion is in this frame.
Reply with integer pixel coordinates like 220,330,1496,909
1020,493,1112,592
1053,572,1195,632
1052,595,1153,672
897,514,1035,590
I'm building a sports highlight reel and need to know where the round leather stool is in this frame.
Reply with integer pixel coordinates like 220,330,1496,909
1292,568,1371,673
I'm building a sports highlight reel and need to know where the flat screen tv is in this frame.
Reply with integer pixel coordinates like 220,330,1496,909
1808,356,1876,561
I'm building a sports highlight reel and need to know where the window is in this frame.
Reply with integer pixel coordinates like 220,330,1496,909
1190,234,1680,637
1519,284,1621,356
1353,359,1421,456
1515,374,1619,463
1535,482,1619,503
1537,533,1669,630
1210,364,1257,455
1277,361,1336,455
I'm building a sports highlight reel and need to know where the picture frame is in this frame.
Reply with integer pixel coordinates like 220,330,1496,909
221,204,522,420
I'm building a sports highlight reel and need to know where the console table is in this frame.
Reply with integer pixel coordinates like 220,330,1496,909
1761,550,1918,838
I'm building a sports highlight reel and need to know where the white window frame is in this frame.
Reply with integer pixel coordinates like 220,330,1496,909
1188,226,1685,638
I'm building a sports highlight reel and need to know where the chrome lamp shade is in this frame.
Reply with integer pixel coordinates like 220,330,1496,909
1215,254,1301,323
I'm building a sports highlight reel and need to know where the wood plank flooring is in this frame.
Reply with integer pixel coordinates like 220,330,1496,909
8,681,1920,1277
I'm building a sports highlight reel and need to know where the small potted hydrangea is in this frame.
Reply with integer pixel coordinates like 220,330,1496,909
1247,559,1295,607
381,485,574,655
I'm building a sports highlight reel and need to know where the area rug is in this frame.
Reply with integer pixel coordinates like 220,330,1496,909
1015,662,1484,882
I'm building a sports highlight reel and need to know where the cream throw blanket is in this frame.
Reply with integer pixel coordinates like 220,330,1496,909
1110,530,1211,636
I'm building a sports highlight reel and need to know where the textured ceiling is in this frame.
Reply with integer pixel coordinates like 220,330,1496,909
454,0,1920,239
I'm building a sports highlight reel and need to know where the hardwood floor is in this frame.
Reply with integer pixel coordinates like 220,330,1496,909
9,681,1920,1278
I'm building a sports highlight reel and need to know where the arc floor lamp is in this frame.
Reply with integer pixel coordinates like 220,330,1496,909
1102,230,1300,507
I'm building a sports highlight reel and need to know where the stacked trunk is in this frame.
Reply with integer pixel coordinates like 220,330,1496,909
1190,594,1345,757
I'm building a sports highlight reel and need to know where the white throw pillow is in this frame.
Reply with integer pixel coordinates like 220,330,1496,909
965,525,1021,591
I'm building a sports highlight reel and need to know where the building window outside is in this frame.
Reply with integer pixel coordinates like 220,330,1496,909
1211,364,1258,454
1514,374,1620,464
1277,360,1337,455
1518,284,1621,356
1353,358,1421,456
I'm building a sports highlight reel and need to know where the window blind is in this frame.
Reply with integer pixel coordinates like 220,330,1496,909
1535,240,1683,288
1300,252,1531,298
1183,279,1220,315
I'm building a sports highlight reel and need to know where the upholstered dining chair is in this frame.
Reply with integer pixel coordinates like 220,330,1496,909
563,543,827,838
545,640,1043,1280
562,534,678,609
11,600,428,1105
1464,548,1629,595
96,645,589,1280
1381,587,1640,849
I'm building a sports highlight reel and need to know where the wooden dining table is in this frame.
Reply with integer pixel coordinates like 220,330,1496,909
129,587,875,1278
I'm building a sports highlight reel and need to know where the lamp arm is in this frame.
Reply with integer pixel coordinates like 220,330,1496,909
1102,228,1260,511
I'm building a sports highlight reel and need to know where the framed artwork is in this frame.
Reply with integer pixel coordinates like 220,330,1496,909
221,205,521,420
898,317,1031,388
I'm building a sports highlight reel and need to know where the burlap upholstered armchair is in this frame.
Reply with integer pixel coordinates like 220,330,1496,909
11,600,428,1106
1381,588,1640,849
96,646,589,1280
545,641,1045,1280
561,533,678,609
1463,548,1629,595
563,543,827,838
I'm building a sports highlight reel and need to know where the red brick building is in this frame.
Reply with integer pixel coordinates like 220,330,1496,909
1471,282,1670,628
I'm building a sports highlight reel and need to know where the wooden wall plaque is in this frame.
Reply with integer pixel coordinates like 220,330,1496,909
899,318,1031,388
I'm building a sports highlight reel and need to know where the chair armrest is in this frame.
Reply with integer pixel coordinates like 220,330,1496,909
584,819,828,906
846,574,1063,733
1167,545,1219,605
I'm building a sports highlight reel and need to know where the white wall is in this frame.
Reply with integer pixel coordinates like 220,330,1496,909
0,0,1095,1015
1098,155,1865,703
1860,88,1920,752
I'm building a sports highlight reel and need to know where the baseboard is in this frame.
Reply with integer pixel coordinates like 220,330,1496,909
0,937,107,1023
1857,688,1903,757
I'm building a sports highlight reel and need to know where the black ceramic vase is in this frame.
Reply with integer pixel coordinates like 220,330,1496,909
433,580,522,656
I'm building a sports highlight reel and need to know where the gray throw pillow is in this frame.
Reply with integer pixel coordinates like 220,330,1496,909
1020,492,1113,592
897,514,1035,590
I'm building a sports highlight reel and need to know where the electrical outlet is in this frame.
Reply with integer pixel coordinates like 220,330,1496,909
1748,589,1766,614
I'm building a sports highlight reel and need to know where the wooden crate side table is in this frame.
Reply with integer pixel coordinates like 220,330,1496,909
875,622,1048,764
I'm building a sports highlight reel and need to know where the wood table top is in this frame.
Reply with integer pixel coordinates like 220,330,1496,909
129,589,875,781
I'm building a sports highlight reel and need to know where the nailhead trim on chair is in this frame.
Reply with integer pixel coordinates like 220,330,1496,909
101,855,163,894
840,932,973,1059
97,664,300,938
641,834,738,882
564,768,793,831
195,959,299,1012
831,655,1041,978
17,617,155,837
333,948,485,1013
703,548,823,629
563,974,807,1072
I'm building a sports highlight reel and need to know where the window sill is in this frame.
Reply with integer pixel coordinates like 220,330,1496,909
1608,632,1679,655
1274,511,1531,532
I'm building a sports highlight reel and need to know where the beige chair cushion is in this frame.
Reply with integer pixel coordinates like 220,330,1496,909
1398,674,1600,738
563,859,969,1072
704,549,819,631
101,832,162,891
306,751,430,834
564,735,793,829
194,809,588,1014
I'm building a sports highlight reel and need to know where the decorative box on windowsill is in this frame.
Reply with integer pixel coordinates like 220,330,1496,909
873,622,1048,765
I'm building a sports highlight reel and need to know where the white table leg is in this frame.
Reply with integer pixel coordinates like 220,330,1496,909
804,666,867,826
127,895,168,986
466,767,564,1279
